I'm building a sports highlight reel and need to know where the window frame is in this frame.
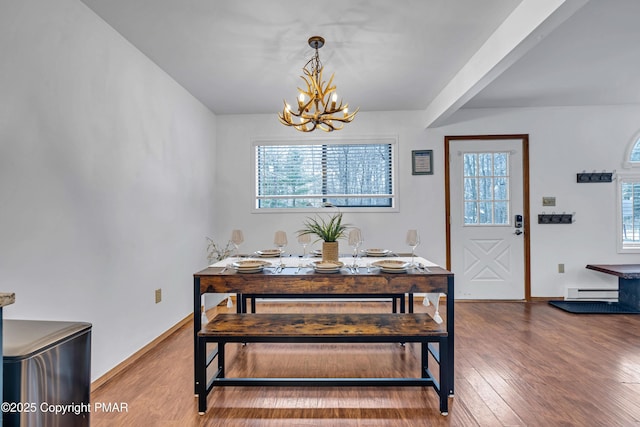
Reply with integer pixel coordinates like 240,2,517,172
251,136,399,213
617,173,640,253
623,130,640,168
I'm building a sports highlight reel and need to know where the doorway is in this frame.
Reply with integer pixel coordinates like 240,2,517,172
445,135,530,300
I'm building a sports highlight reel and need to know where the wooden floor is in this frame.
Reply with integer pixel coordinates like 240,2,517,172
91,300,640,426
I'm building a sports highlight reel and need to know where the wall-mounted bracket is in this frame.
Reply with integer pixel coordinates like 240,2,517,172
538,213,573,224
576,172,613,183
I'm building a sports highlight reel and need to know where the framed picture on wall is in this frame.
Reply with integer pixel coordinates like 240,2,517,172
412,150,433,175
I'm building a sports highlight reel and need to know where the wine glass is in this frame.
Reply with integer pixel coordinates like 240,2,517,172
348,228,364,269
230,229,244,259
406,229,420,268
297,233,311,270
274,231,288,269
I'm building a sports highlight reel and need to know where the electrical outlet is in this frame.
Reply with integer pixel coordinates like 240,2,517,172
155,288,162,304
558,264,565,273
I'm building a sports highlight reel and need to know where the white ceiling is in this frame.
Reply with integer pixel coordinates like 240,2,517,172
465,0,640,109
79,0,640,124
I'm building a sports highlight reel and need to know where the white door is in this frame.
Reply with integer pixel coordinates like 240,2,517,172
449,138,526,300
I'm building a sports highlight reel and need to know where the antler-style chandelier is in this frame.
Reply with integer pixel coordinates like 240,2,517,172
278,36,358,132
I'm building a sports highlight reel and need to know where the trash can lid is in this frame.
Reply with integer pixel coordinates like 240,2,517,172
3,319,92,358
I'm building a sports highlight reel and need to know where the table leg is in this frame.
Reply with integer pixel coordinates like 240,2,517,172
197,337,207,414
193,277,201,395
619,278,640,311
238,294,245,314
446,275,455,396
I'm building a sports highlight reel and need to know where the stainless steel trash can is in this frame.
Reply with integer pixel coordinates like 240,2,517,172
3,319,91,427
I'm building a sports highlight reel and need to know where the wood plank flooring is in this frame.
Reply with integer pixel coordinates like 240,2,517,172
91,300,640,426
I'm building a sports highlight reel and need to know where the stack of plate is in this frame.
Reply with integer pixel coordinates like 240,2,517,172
310,261,343,273
256,249,282,258
232,259,270,273
364,248,390,257
310,249,322,257
372,259,409,273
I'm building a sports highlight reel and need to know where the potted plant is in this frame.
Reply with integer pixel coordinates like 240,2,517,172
298,212,349,263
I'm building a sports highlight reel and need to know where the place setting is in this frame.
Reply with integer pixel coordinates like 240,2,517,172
231,259,272,274
365,229,422,274
309,260,344,273
363,248,391,257
371,259,411,273
255,249,282,258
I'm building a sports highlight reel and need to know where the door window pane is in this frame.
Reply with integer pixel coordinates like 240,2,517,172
494,153,508,176
479,153,493,176
494,201,509,224
478,201,493,224
462,151,511,225
464,178,478,200
465,202,478,224
463,153,477,176
495,177,508,200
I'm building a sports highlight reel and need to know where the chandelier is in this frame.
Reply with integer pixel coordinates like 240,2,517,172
278,36,358,132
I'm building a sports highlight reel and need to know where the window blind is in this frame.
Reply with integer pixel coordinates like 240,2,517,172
255,142,394,209
622,180,640,247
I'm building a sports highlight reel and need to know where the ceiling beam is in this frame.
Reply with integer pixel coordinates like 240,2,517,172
422,0,589,128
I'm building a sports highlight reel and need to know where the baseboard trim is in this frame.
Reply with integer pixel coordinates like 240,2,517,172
530,296,563,302
91,313,193,393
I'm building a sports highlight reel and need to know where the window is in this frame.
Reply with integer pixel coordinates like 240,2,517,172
254,138,396,211
462,152,510,225
619,133,640,252
619,177,640,252
631,139,640,162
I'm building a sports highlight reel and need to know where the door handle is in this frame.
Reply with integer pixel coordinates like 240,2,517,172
514,230,523,236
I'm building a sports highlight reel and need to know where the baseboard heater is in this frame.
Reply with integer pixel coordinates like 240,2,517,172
565,287,618,301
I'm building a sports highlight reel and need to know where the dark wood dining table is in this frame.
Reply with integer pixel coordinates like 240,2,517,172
193,260,455,396
586,264,640,312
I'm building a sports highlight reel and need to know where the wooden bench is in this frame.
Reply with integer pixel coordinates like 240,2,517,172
196,312,449,415
239,293,409,313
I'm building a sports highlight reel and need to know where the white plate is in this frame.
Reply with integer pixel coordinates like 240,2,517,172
311,261,343,273
256,249,282,258
372,260,409,270
365,248,390,257
233,260,270,269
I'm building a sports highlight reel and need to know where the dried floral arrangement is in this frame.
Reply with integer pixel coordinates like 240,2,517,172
206,237,234,263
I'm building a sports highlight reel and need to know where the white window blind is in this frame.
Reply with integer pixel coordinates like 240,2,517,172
620,178,640,251
254,140,395,209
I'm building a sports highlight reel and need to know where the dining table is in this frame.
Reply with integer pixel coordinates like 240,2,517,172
193,254,455,396
586,264,640,313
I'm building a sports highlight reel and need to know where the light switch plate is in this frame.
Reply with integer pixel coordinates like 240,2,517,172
542,197,556,207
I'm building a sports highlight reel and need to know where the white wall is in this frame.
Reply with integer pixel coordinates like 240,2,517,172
436,106,640,296
214,111,447,267
0,0,217,380
215,106,640,297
